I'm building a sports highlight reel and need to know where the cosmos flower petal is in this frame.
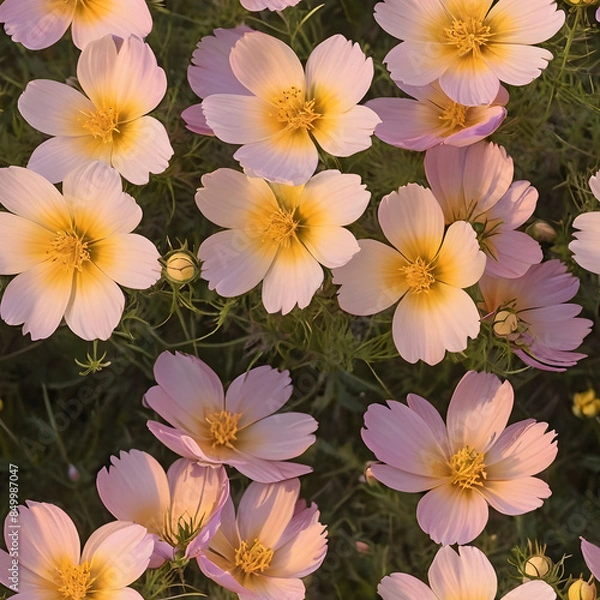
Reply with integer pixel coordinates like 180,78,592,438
501,580,557,600
261,242,323,314
197,555,250,596
373,0,447,41
237,413,317,460
0,260,73,341
429,545,497,599
406,394,449,445
489,180,538,228
229,31,305,101
447,371,514,454
392,285,481,365
82,522,153,588
333,239,408,315
93,589,146,600
370,463,442,493
18,80,95,137
439,55,501,106
96,450,171,527
483,44,554,87
199,229,277,298
302,225,360,269
240,0,302,10
485,229,542,278
0,0,71,50
111,117,173,185
479,477,550,516
417,484,489,545
181,103,214,136
64,263,125,341
581,538,600,581
571,212,600,274
378,573,438,600
229,455,313,484
70,0,152,51
146,421,218,465
305,35,373,112
384,41,447,88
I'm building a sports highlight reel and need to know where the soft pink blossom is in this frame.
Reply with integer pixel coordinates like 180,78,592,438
240,0,301,10
581,538,600,581
570,170,600,274
367,81,508,151
196,168,369,314
374,0,565,105
0,162,161,341
480,260,592,372
0,0,152,50
332,183,486,365
146,351,318,484
362,370,558,545
197,479,327,600
182,26,253,136
202,31,380,185
378,545,556,600
425,141,542,278
18,35,173,184
0,501,152,600
97,449,229,568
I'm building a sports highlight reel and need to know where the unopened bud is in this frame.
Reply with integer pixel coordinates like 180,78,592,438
524,555,552,578
568,579,596,600
164,251,198,284
68,464,80,482
493,310,519,338
573,389,600,418
563,0,598,6
526,220,557,243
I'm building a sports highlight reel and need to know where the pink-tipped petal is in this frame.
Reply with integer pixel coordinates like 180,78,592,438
581,538,600,581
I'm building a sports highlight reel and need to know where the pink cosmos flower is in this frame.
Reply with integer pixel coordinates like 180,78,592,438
183,25,253,137
332,183,486,365
424,141,542,278
569,170,600,274
197,479,327,600
146,351,318,484
196,168,370,314
374,0,565,105
201,31,380,185
362,370,558,545
378,545,556,600
0,0,152,50
480,260,592,372
581,538,600,580
367,81,508,151
18,34,173,184
241,0,301,10
0,501,152,600
0,162,161,341
97,450,229,568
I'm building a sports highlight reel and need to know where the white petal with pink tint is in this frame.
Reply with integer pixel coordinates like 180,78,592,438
182,103,213,136
378,573,438,600
370,463,441,493
240,0,302,10
374,0,447,41
484,44,554,86
384,42,448,88
480,477,550,515
571,212,600,274
581,538,600,581
501,580,557,600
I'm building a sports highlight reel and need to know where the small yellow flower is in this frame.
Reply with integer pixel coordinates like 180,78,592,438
573,389,600,418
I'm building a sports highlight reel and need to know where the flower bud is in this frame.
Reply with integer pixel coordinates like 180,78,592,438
563,0,598,6
492,310,519,338
164,251,198,284
568,579,596,600
573,389,600,418
526,220,557,243
524,555,552,578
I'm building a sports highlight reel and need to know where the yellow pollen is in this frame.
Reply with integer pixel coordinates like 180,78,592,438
400,257,435,293
56,562,94,600
47,230,91,273
273,86,321,131
444,18,492,56
205,410,241,448
439,101,468,131
492,310,519,338
234,539,274,575
448,445,487,490
80,106,120,143
262,208,299,247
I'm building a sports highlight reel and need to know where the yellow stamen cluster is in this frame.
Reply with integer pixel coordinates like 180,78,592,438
80,106,120,143
205,410,241,448
448,445,487,490
57,562,94,600
439,101,468,131
262,208,299,247
47,230,91,273
273,86,321,131
444,18,492,57
234,539,274,575
400,257,436,293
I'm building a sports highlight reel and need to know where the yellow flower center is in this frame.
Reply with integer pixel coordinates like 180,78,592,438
439,101,468,131
262,207,299,247
492,310,519,338
448,445,487,490
47,230,91,273
444,18,492,56
80,107,120,143
205,410,241,448
234,539,274,575
400,257,436,293
57,562,94,600
273,86,321,131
